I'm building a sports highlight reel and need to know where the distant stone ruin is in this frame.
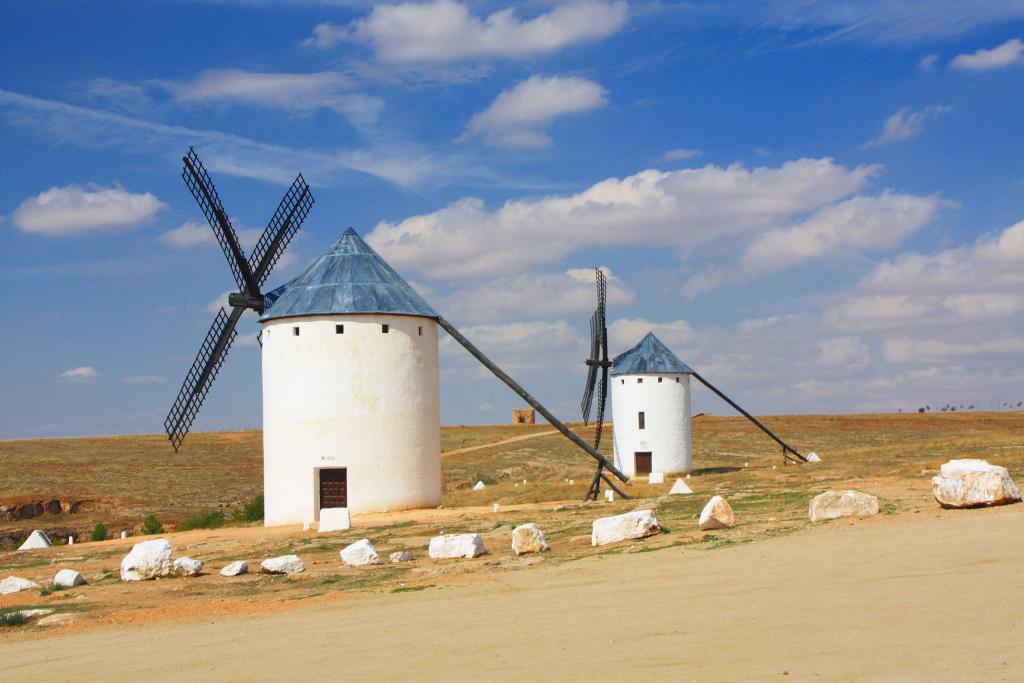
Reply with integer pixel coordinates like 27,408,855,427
512,408,536,425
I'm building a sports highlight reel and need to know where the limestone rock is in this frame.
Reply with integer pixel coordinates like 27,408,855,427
591,510,660,546
809,490,880,523
341,539,381,566
319,507,351,532
17,530,52,551
931,459,1022,508
261,555,305,574
698,495,735,531
53,569,86,588
0,576,39,595
428,533,487,559
604,490,614,502
390,550,414,563
473,481,486,491
120,538,172,581
37,613,77,627
16,609,53,620
511,523,549,555
669,479,693,495
173,557,204,577
648,472,665,485
220,560,248,577
807,452,822,463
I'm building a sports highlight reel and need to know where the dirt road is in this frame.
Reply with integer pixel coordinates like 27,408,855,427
4,505,1022,681
441,429,558,458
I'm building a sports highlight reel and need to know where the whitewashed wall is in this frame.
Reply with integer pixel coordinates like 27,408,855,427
261,314,441,526
611,373,692,477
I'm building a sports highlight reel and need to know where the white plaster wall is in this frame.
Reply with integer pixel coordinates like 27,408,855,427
611,373,691,478
261,314,441,526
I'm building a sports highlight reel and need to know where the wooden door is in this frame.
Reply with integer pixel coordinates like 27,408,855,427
635,452,652,475
319,468,348,509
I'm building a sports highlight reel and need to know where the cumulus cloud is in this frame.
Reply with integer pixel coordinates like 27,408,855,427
882,336,1024,363
58,366,100,382
919,54,939,70
159,220,262,250
661,148,701,161
464,75,607,148
12,184,166,237
308,0,628,62
952,38,1024,71
367,157,881,280
441,319,585,373
866,105,952,146
168,69,384,126
816,337,870,369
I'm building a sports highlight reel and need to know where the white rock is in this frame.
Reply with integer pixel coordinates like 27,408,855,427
569,479,574,485
120,538,173,581
809,490,880,523
17,530,52,551
173,557,204,577
120,530,128,539
511,523,549,555
429,533,487,559
604,489,614,502
473,481,486,491
931,459,1022,508
16,609,53,620
698,495,735,531
648,472,665,485
341,539,381,566
37,613,77,627
0,576,39,595
53,569,86,588
319,507,351,532
261,555,305,574
492,503,501,513
807,452,822,463
302,522,311,531
390,550,414,563
591,510,660,546
669,479,693,495
220,560,248,577
67,537,74,545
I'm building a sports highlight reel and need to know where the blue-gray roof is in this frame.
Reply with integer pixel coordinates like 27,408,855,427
612,332,694,376
260,228,439,322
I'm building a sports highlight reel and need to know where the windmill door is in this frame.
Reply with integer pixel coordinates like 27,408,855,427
319,468,348,509
634,452,652,475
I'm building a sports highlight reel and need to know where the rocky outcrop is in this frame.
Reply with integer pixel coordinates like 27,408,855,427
341,539,381,566
809,490,879,523
220,560,248,577
261,555,305,574
591,510,660,546
120,539,173,581
698,496,735,531
511,523,549,555
932,459,1022,508
37,613,77,627
53,569,86,587
429,533,487,559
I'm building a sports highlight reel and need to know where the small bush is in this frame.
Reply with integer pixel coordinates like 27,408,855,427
0,611,27,627
242,494,264,522
177,510,225,531
141,514,164,535
91,523,108,542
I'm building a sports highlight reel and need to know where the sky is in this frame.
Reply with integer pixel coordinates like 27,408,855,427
2,0,1024,440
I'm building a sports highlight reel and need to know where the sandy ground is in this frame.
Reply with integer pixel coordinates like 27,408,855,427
4,505,1022,681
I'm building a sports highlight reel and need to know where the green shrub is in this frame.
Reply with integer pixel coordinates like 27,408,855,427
141,514,164,535
0,611,27,627
91,522,108,542
177,510,225,531
242,494,264,522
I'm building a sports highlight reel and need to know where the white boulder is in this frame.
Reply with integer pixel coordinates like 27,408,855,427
511,523,549,555
341,539,381,566
809,490,880,523
17,530,52,551
428,533,487,559
698,495,735,531
37,613,77,627
807,452,822,463
120,538,173,581
261,555,304,574
173,557,204,577
15,609,53,620
52,569,86,588
319,507,351,532
492,503,501,513
390,550,414,563
931,459,1022,508
669,479,693,495
220,560,248,577
591,510,660,546
473,481,486,491
604,490,614,502
0,576,39,595
648,472,665,485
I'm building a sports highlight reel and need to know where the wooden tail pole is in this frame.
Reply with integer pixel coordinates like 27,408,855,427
437,316,630,484
690,370,807,464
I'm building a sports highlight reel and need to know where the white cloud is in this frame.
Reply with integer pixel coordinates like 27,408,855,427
919,54,939,70
816,337,870,369
440,319,584,374
311,0,628,63
205,291,232,314
464,75,607,148
952,38,1024,71
661,148,701,161
12,184,166,237
58,366,100,382
882,336,1024,363
122,375,166,384
367,157,880,280
608,318,693,352
159,220,262,250
169,69,384,126
866,105,952,146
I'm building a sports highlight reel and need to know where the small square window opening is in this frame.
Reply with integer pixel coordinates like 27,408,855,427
335,324,344,334
292,326,300,336
638,411,646,430
382,324,390,333
418,325,423,336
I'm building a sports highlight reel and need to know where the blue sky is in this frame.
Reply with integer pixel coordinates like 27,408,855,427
2,0,1024,439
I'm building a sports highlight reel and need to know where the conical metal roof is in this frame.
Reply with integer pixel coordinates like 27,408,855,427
260,228,439,322
611,332,694,376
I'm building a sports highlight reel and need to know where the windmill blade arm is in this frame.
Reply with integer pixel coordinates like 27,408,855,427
580,364,597,424
593,366,608,449
164,306,243,452
250,174,314,288
181,149,257,294
438,316,628,483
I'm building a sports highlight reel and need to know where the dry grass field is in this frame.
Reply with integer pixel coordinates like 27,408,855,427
0,411,1022,639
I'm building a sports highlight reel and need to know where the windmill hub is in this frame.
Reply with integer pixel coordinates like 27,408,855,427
227,292,267,312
